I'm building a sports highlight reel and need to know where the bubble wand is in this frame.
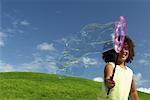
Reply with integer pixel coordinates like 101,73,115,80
107,16,126,95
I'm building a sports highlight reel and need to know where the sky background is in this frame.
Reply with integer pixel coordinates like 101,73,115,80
0,0,150,93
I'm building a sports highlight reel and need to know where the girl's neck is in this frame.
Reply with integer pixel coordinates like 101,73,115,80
118,62,127,69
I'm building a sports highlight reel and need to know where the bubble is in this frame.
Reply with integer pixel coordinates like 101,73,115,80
57,22,116,69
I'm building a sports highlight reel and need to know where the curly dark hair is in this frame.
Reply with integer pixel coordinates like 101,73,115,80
102,35,135,63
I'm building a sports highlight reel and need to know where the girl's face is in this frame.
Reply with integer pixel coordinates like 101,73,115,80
118,42,129,63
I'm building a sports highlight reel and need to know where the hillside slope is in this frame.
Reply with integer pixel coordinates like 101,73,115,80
0,72,149,100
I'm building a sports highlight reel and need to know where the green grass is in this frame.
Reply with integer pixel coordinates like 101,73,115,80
138,91,150,100
0,72,149,100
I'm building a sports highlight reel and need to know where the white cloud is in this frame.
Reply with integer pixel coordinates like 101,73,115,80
143,53,150,58
17,54,59,74
20,61,58,74
134,73,150,87
138,59,149,65
20,20,30,26
0,61,14,72
55,10,62,14
134,73,142,81
82,57,97,65
137,52,150,66
0,32,7,47
0,53,59,74
93,77,103,82
137,87,150,94
5,28,15,33
12,19,30,28
37,42,56,51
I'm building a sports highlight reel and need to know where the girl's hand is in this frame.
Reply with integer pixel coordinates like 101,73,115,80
105,78,115,89
104,64,115,89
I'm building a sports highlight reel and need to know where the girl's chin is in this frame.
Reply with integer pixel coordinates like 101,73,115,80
122,56,127,60
118,57,127,62
121,59,127,62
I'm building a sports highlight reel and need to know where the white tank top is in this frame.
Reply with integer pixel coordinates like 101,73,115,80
106,62,133,100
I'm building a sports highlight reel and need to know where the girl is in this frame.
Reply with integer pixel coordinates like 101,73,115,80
102,36,139,100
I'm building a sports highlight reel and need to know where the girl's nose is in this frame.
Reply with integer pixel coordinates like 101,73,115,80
121,48,128,54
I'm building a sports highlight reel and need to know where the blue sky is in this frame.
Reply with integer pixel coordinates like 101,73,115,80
0,0,150,93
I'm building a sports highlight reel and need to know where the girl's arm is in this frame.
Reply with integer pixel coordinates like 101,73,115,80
129,79,139,100
104,64,115,89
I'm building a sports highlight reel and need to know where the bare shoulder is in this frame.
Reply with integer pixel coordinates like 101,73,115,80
104,63,114,71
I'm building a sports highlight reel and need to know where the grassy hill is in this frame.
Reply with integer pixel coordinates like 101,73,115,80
0,72,149,100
